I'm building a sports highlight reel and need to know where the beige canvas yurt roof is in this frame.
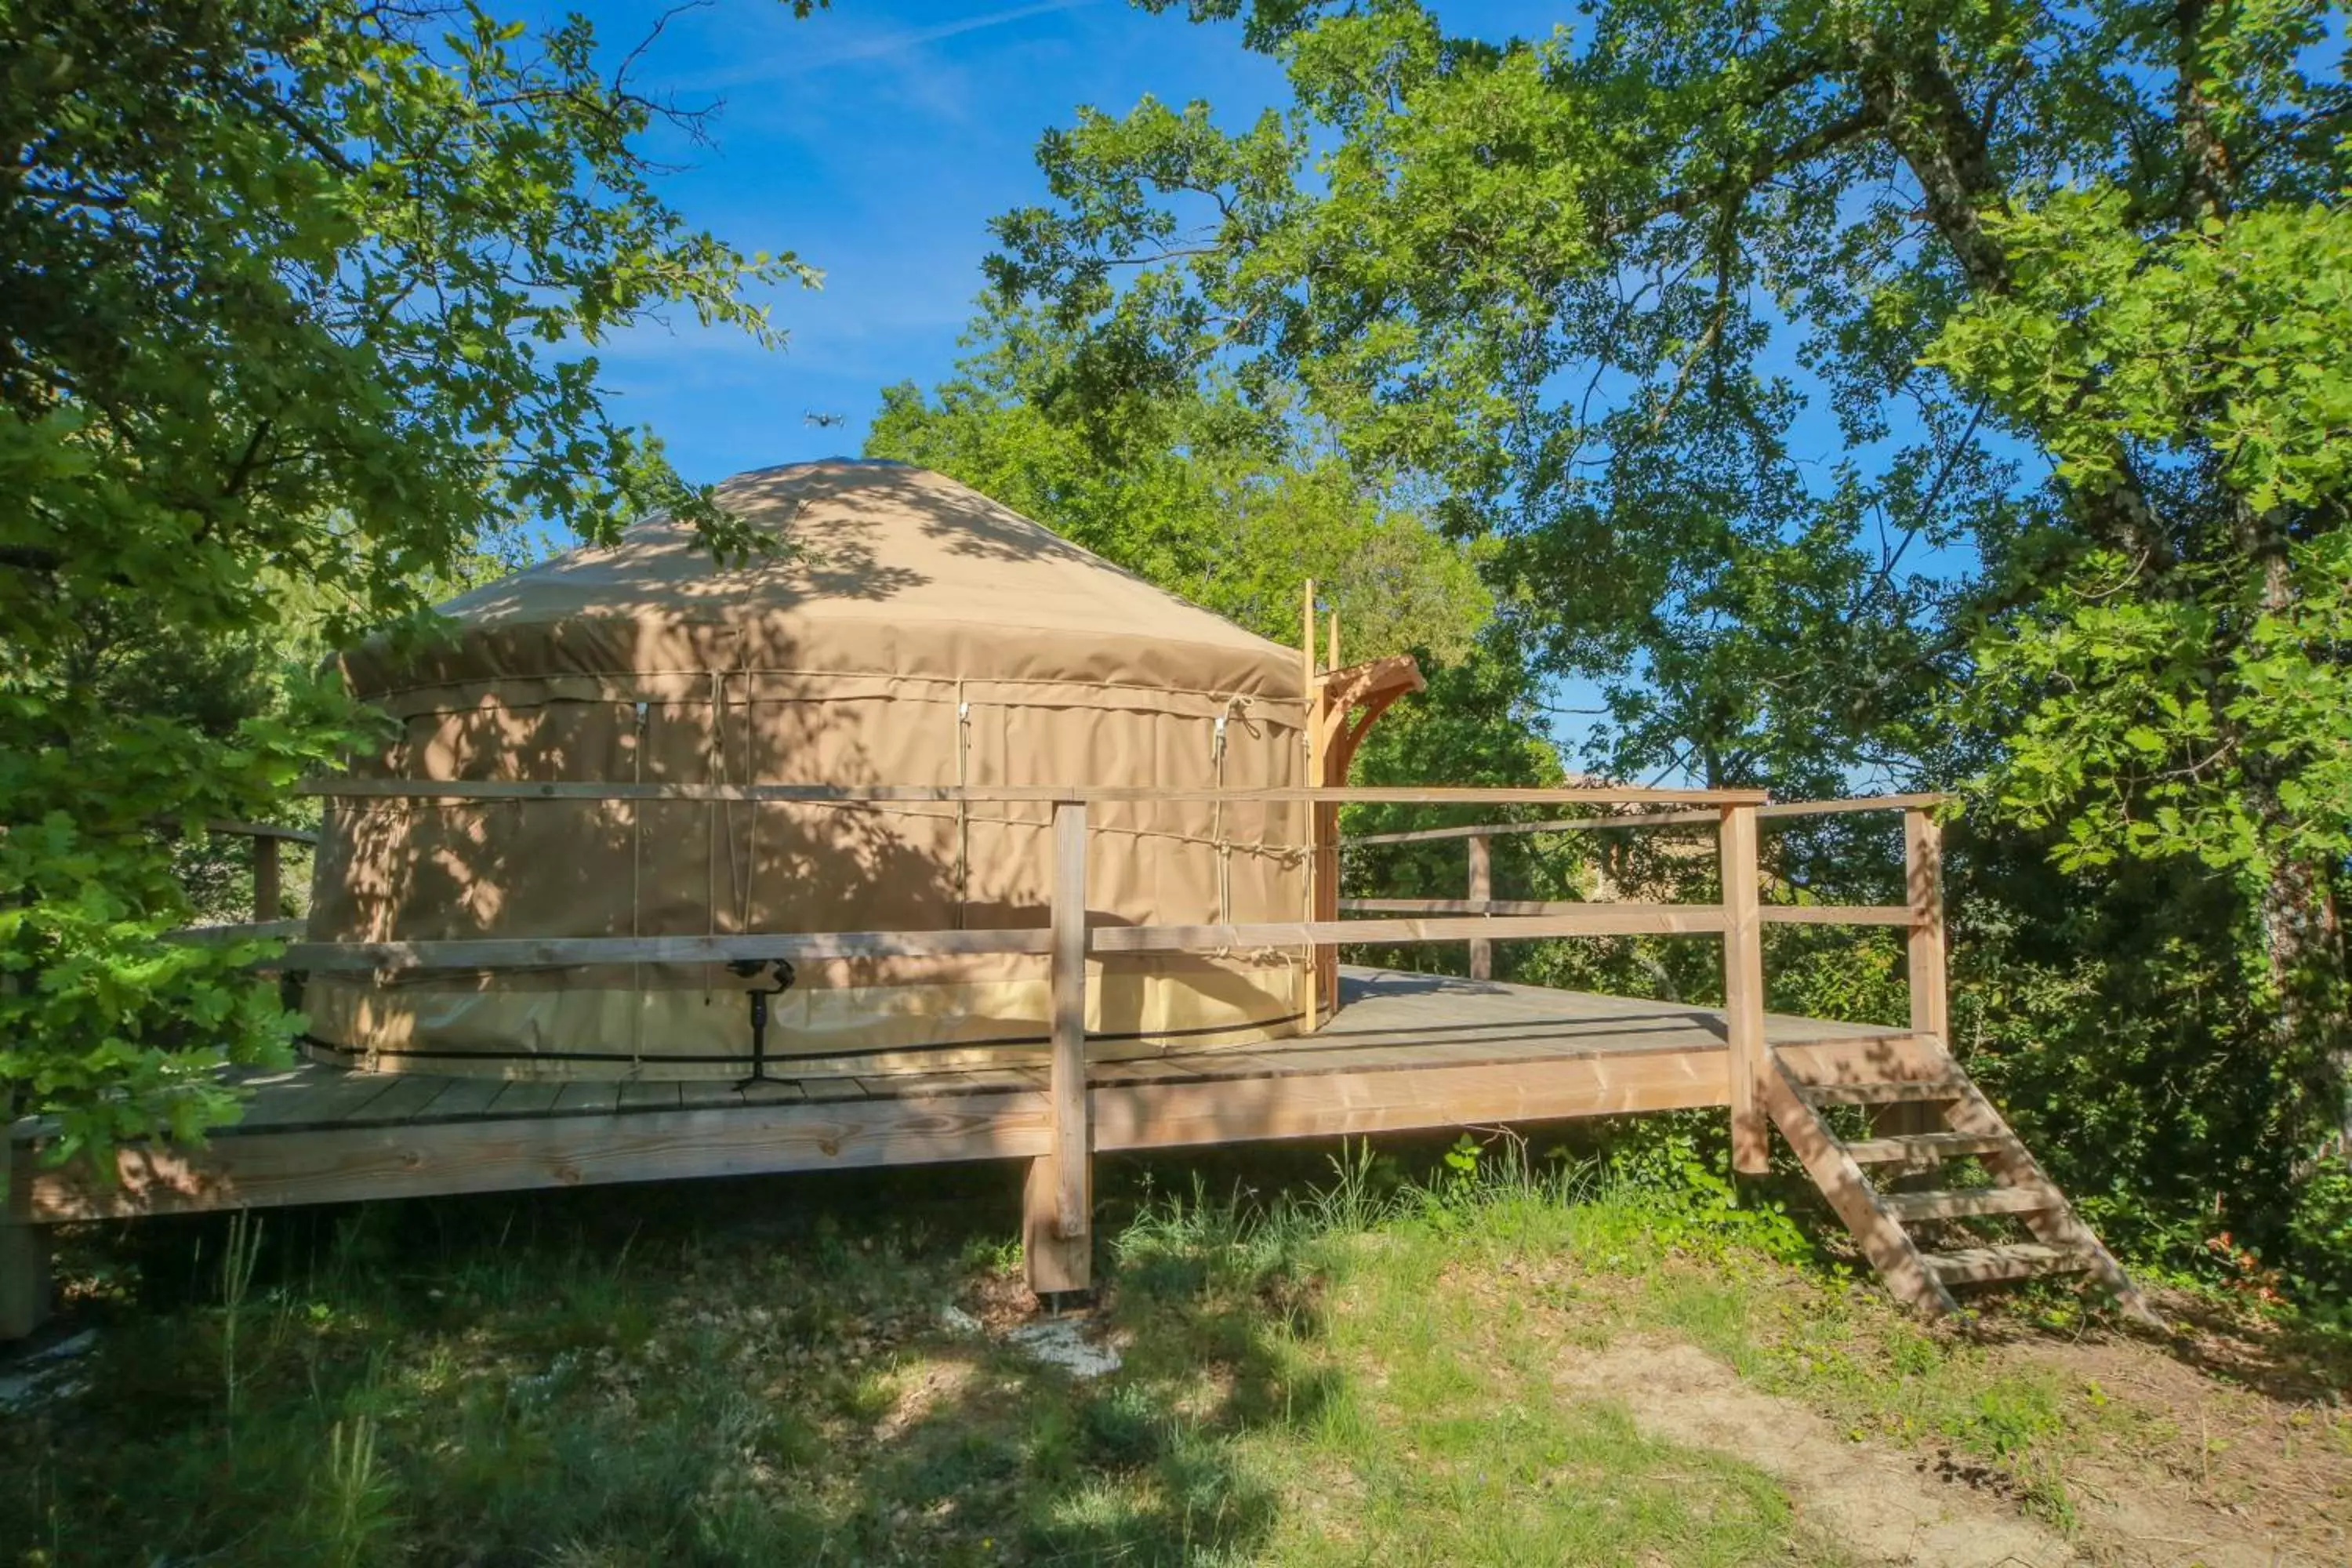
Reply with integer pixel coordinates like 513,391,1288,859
343,459,1298,703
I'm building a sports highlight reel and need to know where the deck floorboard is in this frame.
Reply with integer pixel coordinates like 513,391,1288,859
7,968,1910,1224
13,968,1904,1144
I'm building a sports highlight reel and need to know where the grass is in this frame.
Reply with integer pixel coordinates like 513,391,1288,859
4,1126,2345,1566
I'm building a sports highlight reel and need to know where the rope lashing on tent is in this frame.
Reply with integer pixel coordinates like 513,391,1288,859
1210,694,1259,936
631,697,649,1069
706,668,723,1004
953,680,971,931
735,655,758,945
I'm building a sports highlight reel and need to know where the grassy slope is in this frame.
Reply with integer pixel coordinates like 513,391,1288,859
5,1134,2347,1566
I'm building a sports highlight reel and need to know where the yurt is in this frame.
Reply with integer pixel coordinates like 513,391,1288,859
303,459,1313,1080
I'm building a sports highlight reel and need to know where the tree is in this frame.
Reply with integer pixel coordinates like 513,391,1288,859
869,306,1492,662
869,304,1594,981
1,0,810,1161
984,0,2352,1261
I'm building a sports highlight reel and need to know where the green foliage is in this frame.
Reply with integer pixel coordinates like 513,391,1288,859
308,1417,400,1568
2287,1166,2352,1320
2,1,808,1154
868,307,1491,662
1933,196,2352,887
984,0,2352,1299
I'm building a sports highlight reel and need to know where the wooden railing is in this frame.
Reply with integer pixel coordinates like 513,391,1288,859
264,781,1950,1212
160,819,320,938
1339,793,1952,1171
282,781,1803,1287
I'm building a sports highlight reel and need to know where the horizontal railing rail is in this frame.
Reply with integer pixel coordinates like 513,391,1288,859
1757,905,1915,927
158,818,318,927
175,919,311,946
201,818,321,845
266,906,1733,974
1343,895,1918,927
303,780,1768,807
278,929,1056,972
1341,792,1951,846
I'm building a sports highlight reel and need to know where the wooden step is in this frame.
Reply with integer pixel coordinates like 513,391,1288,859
1844,1131,2009,1166
1799,1078,1966,1107
1922,1243,2089,1287
1882,1186,2054,1222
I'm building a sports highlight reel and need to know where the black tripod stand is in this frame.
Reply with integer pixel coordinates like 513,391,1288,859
727,958,797,1088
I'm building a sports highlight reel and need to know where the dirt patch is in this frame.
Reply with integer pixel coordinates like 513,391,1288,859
1997,1329,2350,1566
872,1356,978,1443
1556,1337,2319,1567
960,1267,1042,1332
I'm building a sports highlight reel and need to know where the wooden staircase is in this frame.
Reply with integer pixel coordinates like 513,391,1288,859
1765,1033,2156,1321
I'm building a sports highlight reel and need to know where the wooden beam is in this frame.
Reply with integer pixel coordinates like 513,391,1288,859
14,1035,1753,1227
202,819,321,844
1301,579,1323,1036
1769,1035,1940,1083
1316,655,1424,721
1345,895,1834,923
1758,905,1916,927
1719,803,1769,1175
0,1221,52,1340
1875,811,1955,1142
277,928,1054,973
1089,907,1730,954
1767,793,1953,819
1904,809,1949,1043
1339,898,1605,916
252,834,281,924
1310,652,1425,1025
12,1091,1054,1222
1339,793,1958,848
1029,800,1092,1295
1346,810,1719,845
1091,1048,1730,1151
302,779,1771,807
170,919,309,946
1467,833,1493,982
268,902,1746,975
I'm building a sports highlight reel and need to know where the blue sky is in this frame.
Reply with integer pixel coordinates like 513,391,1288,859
590,0,1290,480
590,0,1522,480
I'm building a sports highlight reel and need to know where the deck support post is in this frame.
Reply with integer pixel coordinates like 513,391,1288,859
1299,579,1324,1034
1,1219,53,1341
1718,803,1769,1174
1904,809,1948,1043
1466,833,1492,982
252,834,281,923
1882,808,1952,1141
1025,799,1093,1296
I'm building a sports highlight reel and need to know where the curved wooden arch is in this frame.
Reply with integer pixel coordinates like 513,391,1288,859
1304,635,1426,1025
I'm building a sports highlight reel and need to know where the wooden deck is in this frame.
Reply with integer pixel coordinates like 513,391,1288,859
6,967,1907,1227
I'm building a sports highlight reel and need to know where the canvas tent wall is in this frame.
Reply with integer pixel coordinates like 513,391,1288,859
303,459,1312,1080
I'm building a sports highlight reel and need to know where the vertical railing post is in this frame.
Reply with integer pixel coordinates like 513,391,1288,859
0,1216,52,1341
1024,799,1093,1296
1718,802,1769,1174
252,833,281,924
1466,832,1493,982
1904,808,1949,1044
1299,579,1323,1033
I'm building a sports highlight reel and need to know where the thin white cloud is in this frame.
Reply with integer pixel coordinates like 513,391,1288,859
695,0,1101,88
